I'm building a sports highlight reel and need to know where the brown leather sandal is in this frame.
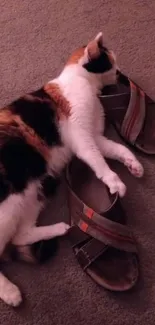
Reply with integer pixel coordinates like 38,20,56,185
66,158,139,291
99,72,155,154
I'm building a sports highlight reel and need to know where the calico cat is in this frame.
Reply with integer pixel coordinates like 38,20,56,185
0,32,143,307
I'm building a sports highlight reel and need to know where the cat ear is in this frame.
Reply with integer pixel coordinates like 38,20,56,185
85,40,99,60
85,32,104,61
95,32,104,47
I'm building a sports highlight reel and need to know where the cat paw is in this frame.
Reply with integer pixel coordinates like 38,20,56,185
2,284,22,307
125,158,144,178
56,222,70,236
103,172,126,197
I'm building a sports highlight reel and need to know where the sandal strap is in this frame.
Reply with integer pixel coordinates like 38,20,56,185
69,224,90,248
121,82,146,144
99,73,148,144
67,177,137,254
75,232,107,270
68,225,108,270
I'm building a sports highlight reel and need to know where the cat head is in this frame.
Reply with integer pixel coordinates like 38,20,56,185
66,32,117,87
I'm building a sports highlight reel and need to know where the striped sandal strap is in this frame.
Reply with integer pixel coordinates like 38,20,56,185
120,81,146,144
68,180,137,254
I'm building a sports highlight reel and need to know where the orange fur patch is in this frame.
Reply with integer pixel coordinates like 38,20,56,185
44,82,71,119
0,109,50,161
14,115,50,160
0,109,15,125
66,47,85,65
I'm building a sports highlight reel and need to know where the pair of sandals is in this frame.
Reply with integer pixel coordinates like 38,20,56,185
66,72,155,291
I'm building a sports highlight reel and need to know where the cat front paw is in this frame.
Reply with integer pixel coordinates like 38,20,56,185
2,283,22,307
56,222,70,236
125,158,144,178
102,172,126,197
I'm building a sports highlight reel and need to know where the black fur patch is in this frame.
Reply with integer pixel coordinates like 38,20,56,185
83,50,112,74
0,174,10,203
0,136,46,192
39,175,60,200
10,88,61,147
117,70,129,86
32,88,51,100
31,238,58,264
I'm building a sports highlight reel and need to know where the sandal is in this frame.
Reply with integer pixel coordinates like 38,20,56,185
66,158,139,291
99,71,155,154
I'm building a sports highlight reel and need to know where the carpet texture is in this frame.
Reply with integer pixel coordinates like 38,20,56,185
1,0,155,324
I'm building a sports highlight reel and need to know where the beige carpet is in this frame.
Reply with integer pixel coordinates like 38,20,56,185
1,0,155,324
